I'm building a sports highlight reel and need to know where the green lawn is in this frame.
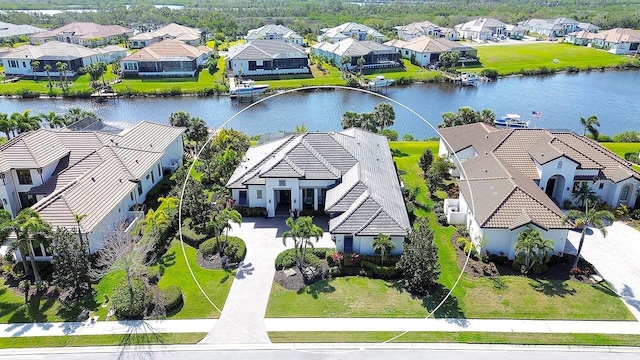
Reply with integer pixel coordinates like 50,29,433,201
156,240,233,319
266,141,634,321
601,142,640,172
0,278,62,323
0,65,119,96
269,331,640,346
0,332,206,349
470,43,632,75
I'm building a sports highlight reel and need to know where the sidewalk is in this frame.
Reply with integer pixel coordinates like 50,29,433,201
3,317,640,338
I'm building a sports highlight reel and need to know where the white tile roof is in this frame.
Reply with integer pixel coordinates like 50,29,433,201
129,23,201,43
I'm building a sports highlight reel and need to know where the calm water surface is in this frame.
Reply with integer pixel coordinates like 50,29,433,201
0,70,638,139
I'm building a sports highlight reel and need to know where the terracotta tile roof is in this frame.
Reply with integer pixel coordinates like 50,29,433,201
121,39,210,62
129,23,201,42
30,22,131,40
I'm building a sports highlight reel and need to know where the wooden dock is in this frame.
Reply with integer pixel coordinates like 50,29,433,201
91,89,118,102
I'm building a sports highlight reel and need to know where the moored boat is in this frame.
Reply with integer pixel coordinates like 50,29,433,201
460,72,479,86
368,75,394,87
494,113,530,128
229,79,269,97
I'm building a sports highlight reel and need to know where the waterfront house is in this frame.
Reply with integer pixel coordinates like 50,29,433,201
318,22,386,44
384,36,477,67
0,21,44,41
518,18,599,38
0,41,123,78
29,22,132,47
129,23,203,49
226,40,309,76
120,39,211,77
454,18,507,41
566,28,640,55
504,24,525,39
395,20,457,41
312,38,401,70
226,129,410,255
245,24,304,46
439,123,640,258
0,120,185,260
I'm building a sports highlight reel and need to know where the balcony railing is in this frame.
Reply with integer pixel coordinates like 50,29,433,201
444,198,466,225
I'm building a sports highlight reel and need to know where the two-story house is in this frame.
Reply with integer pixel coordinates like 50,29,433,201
0,120,184,260
226,128,410,255
438,123,640,259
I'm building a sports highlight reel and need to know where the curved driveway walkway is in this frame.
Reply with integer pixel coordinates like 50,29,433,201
566,221,640,320
200,216,335,344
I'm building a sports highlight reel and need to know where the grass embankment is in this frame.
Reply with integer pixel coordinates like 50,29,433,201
269,332,640,346
602,142,640,172
266,141,634,322
0,332,206,349
469,43,633,75
1,240,232,323
0,65,119,96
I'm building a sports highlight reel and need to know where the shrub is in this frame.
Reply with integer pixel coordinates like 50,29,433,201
402,134,415,141
613,130,640,143
624,152,639,164
630,209,640,220
199,237,218,256
304,252,320,267
223,236,246,263
162,285,184,313
480,68,498,80
381,129,398,141
275,248,297,269
360,260,401,279
146,266,161,284
112,279,147,318
180,224,208,247
596,134,613,142
236,206,267,217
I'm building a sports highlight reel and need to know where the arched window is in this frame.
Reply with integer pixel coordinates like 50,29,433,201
620,185,631,202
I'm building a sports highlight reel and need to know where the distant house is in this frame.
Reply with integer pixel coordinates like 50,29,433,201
384,36,476,67
245,24,304,46
120,39,211,77
454,18,507,41
0,120,185,260
312,38,401,70
318,22,386,44
439,123,640,259
0,41,124,78
226,40,309,76
518,18,598,38
29,22,132,47
566,28,640,55
129,23,203,49
0,21,44,41
395,20,457,41
504,24,525,39
226,128,410,255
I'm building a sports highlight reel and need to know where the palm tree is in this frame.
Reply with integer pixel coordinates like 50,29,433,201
64,107,96,126
372,233,396,266
571,182,601,209
356,56,366,75
11,110,40,135
282,216,323,268
563,201,615,268
56,61,68,90
0,112,16,140
43,64,53,90
208,208,242,257
40,111,66,129
30,60,40,81
168,110,192,127
9,209,51,282
580,115,600,140
373,102,395,132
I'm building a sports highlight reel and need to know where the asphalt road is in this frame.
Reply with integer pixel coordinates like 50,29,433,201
3,344,640,360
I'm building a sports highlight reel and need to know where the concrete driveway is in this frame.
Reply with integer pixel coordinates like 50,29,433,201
566,221,640,320
201,216,335,344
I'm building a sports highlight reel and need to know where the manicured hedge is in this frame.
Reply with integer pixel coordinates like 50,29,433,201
162,285,184,313
199,237,218,256
113,279,146,318
236,206,267,217
180,223,208,247
275,247,334,269
275,248,297,270
222,236,246,263
360,260,402,279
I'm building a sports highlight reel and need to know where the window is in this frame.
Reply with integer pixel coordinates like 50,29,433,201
146,174,150,180
22,61,26,68
137,182,143,196
620,185,631,202
557,161,563,169
279,180,286,186
256,189,263,199
130,192,134,201
157,164,161,177
599,183,604,189
239,190,248,205
8,60,18,68
17,169,33,185
151,171,155,184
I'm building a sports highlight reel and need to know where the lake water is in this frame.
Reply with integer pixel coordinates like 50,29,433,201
0,70,638,139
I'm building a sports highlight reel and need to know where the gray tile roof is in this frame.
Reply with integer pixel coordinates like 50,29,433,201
0,41,100,61
312,38,396,58
227,128,410,236
0,21,44,38
245,24,303,40
227,40,306,61
5,121,185,233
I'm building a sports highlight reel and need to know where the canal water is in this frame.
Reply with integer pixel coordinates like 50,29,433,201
0,70,638,139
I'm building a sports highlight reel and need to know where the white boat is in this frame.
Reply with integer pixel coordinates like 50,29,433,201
494,114,530,128
460,73,479,86
368,75,394,87
229,79,269,97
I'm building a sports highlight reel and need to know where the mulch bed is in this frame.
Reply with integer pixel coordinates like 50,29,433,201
274,261,330,291
451,232,597,284
196,252,224,270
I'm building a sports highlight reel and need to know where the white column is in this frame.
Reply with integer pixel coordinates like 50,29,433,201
313,188,318,211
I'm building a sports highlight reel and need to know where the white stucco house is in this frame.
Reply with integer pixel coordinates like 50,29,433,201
454,18,507,41
384,36,477,67
438,123,640,259
129,23,203,49
395,20,457,41
245,24,304,46
0,120,185,260
29,22,132,47
566,28,640,55
318,22,386,44
226,40,309,76
226,128,410,255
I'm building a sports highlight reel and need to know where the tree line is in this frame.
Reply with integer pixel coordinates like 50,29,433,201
0,108,97,141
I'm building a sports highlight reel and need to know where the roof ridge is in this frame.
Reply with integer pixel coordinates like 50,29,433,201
283,155,305,176
300,137,342,177
355,207,383,235
330,189,370,231
480,186,519,227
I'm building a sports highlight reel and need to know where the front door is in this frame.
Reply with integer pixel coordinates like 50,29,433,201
545,178,556,198
344,235,353,253
279,190,291,205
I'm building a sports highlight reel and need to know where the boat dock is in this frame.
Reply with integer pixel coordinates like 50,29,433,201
91,89,118,102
